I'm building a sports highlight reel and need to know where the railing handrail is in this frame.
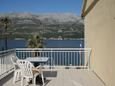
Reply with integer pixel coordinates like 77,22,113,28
0,49,15,53
16,48,91,51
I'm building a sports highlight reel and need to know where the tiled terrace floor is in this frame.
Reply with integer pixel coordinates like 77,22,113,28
0,69,105,86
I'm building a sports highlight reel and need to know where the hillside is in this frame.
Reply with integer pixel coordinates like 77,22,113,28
0,13,84,39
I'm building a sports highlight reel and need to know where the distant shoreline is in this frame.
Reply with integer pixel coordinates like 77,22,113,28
14,38,25,40
48,38,84,40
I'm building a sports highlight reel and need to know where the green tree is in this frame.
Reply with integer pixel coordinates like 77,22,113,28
27,34,43,48
0,16,12,50
27,34,44,57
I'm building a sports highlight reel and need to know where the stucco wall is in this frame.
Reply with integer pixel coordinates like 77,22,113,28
84,0,115,86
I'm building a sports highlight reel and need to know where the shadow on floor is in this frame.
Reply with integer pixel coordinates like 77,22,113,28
43,71,57,77
35,70,57,86
0,72,14,86
36,79,51,86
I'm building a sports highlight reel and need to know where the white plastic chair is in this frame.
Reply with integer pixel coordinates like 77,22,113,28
11,55,21,84
17,60,44,86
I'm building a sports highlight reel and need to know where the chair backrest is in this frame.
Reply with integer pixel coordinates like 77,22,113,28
11,55,19,70
10,53,20,63
17,60,34,77
11,56,16,64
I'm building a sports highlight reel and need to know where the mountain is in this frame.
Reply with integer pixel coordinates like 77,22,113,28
0,13,84,39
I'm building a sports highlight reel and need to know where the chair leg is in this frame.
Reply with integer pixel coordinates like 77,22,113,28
33,77,36,85
18,71,21,80
25,77,29,86
21,77,24,86
13,71,16,84
17,71,21,81
41,72,44,86
13,70,21,84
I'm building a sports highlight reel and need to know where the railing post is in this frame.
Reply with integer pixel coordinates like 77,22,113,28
51,48,53,69
88,49,92,70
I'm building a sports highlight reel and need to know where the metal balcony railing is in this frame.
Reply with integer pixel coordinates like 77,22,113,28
0,48,91,80
0,49,15,80
16,48,91,69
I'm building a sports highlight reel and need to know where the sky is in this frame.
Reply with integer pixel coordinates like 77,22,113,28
0,0,83,15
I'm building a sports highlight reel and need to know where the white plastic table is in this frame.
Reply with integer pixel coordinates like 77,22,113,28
26,57,49,64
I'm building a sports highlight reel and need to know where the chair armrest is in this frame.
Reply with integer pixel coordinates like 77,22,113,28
35,65,43,74
36,65,42,69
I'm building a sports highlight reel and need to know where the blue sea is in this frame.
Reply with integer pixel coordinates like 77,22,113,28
0,39,84,50
0,39,85,66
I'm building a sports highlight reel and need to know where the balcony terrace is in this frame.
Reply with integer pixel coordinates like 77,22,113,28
0,48,105,86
